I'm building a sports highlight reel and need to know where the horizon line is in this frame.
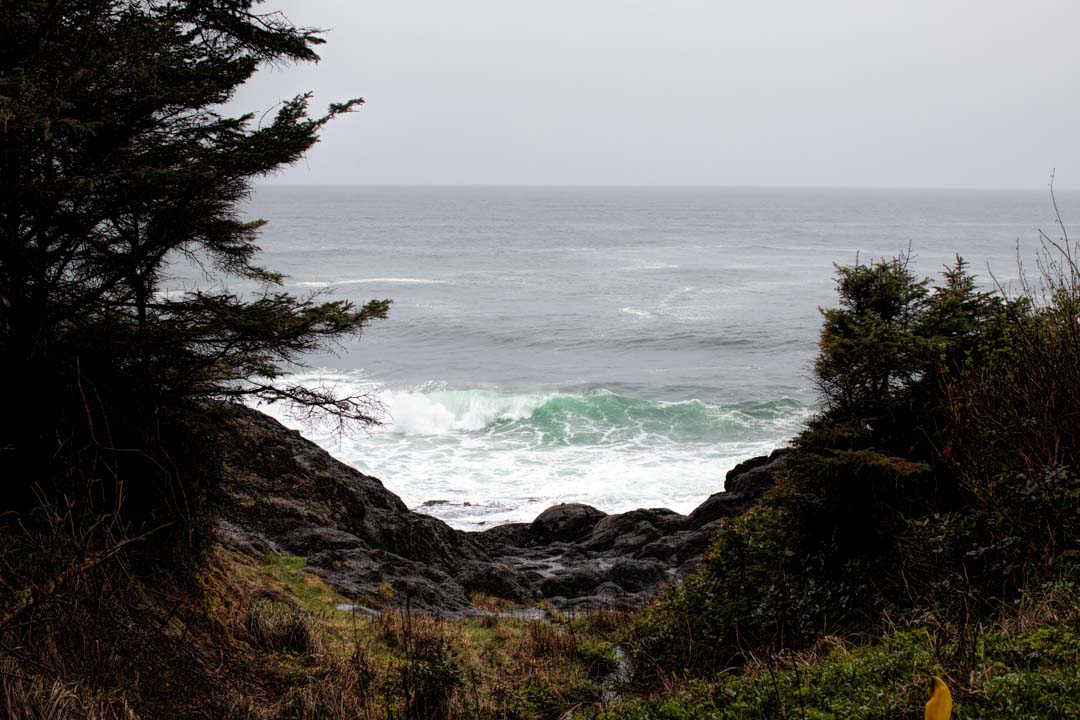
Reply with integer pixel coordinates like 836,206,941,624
252,181,1078,193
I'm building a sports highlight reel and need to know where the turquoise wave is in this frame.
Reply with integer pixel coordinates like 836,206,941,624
381,387,809,446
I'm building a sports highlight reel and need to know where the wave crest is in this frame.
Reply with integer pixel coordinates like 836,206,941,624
379,387,808,444
382,389,547,435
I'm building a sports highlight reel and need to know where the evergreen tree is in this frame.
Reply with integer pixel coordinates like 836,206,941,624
0,0,388,546
814,253,932,418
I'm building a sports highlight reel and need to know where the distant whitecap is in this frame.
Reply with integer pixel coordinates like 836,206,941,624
294,277,448,288
622,262,679,271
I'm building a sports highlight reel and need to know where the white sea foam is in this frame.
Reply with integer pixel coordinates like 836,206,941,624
622,262,679,271
620,306,655,319
254,371,813,529
380,389,546,435
294,277,448,288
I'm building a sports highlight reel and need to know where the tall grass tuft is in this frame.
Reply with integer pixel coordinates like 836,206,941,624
244,600,325,656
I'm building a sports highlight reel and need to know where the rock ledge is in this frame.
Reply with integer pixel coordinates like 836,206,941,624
216,405,787,612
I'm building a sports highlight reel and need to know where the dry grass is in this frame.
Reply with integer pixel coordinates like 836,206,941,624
243,600,326,656
1,537,633,720
0,661,140,720
276,646,379,720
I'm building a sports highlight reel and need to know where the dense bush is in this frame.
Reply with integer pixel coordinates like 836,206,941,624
631,243,1080,684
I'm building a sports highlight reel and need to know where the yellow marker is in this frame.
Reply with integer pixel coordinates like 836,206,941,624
925,676,952,720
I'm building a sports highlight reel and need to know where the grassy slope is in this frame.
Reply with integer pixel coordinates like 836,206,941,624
3,539,1075,718
203,548,628,719
211,548,1080,719
596,625,1080,718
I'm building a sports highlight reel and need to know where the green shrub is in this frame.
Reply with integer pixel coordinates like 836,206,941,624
575,640,619,678
394,633,462,720
518,679,602,719
629,502,799,680
605,614,1080,720
814,254,933,419
630,449,937,681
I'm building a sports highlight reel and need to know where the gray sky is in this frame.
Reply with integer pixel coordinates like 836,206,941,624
233,0,1080,188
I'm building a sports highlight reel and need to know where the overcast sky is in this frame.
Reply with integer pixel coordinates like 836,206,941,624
231,0,1080,188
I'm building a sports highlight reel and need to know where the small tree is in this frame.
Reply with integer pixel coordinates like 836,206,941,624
814,253,932,418
0,1,388,550
919,256,1009,375
812,252,1008,458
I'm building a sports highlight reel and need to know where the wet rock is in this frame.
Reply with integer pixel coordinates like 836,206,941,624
471,522,534,551
584,509,687,553
540,567,604,598
282,526,368,554
215,404,786,613
530,503,607,542
603,558,668,593
687,491,753,528
725,449,788,497
725,454,772,482
474,453,785,609
215,405,489,612
689,451,788,528
457,562,539,603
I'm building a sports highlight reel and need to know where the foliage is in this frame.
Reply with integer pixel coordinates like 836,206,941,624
0,0,388,559
814,253,932,419
575,640,620,678
633,237,1080,685
595,615,1080,720
629,449,940,679
813,253,1009,456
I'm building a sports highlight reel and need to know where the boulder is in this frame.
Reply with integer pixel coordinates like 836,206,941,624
584,509,687,553
689,451,788,528
457,562,539,603
539,566,604,598
602,558,668,593
725,449,788,497
529,503,607,542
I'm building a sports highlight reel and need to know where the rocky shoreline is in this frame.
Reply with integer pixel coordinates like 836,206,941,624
216,405,787,612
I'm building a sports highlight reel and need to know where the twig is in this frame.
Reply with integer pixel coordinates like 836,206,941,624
0,528,160,629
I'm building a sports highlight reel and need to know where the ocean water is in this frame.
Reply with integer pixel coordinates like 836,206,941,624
177,186,1078,529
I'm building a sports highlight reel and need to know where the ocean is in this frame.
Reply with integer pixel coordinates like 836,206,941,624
181,186,1077,529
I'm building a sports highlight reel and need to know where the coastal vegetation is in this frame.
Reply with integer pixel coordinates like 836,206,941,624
619,242,1080,715
2,1,1078,718
0,0,390,575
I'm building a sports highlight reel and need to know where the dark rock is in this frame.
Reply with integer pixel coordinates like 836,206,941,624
725,454,772,482
687,491,753,528
282,526,368,554
637,539,680,562
592,582,627,597
215,405,490,612
689,452,788,528
676,520,725,561
457,562,539,603
472,522,534,551
725,452,787,497
215,403,786,613
602,558,668,593
584,509,687,553
529,503,607,542
540,567,604,598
